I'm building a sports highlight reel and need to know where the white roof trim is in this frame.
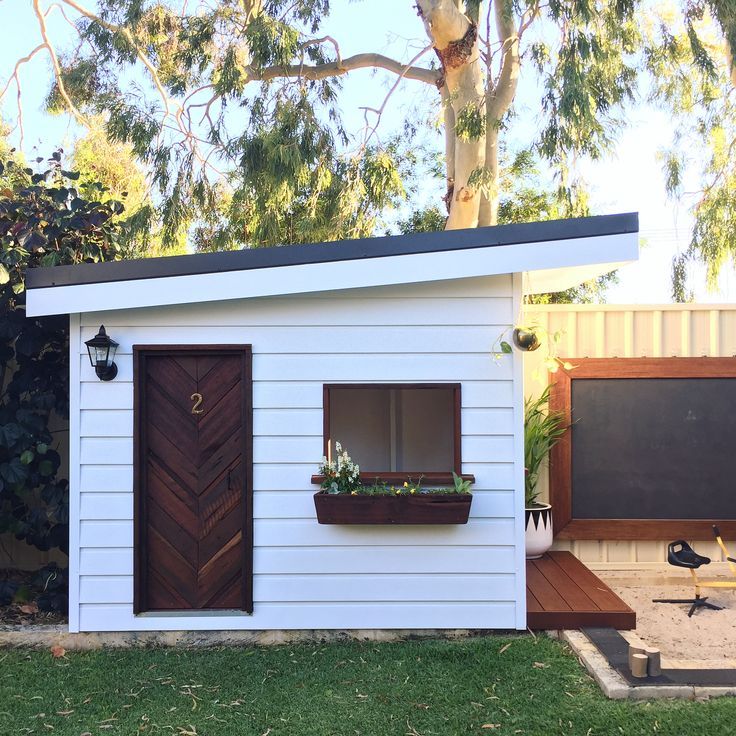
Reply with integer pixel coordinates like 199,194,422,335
26,231,638,317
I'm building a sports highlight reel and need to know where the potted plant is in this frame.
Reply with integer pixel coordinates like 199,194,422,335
524,387,566,559
313,443,473,524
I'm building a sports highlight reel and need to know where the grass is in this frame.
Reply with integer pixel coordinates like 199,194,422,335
1,635,735,735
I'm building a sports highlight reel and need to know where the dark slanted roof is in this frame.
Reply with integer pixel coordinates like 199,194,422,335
26,212,638,290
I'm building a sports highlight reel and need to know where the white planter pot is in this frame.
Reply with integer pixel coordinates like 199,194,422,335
525,503,553,559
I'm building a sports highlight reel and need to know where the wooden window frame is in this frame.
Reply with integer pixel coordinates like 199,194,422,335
311,383,474,486
550,357,736,540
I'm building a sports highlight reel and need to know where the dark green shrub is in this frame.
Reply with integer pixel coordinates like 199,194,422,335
0,151,123,555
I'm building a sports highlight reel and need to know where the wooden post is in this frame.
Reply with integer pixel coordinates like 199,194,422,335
628,645,647,678
628,645,644,670
630,653,649,678
645,648,662,677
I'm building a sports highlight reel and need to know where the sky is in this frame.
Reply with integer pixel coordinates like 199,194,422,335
1,0,734,305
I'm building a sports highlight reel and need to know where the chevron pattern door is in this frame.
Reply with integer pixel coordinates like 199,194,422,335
134,346,253,613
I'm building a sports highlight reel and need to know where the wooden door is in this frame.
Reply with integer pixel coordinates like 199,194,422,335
134,346,252,613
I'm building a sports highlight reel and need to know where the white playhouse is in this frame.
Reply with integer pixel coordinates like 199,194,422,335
25,213,639,633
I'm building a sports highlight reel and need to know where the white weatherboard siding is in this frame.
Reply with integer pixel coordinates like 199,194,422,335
71,276,525,632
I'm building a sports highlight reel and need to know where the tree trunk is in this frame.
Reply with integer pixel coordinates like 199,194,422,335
478,0,521,227
440,85,456,213
479,125,500,226
417,0,486,230
728,41,736,89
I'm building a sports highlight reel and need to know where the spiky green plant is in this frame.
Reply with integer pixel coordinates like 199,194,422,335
524,386,567,508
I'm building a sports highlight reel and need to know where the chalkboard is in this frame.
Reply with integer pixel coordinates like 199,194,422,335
571,378,736,520
548,358,736,539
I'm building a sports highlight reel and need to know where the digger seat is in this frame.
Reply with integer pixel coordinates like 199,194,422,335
667,540,711,570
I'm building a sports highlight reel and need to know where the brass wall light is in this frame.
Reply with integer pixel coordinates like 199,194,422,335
84,325,119,381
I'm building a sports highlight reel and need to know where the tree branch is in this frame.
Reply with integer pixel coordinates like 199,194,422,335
32,0,89,130
246,53,440,86
358,44,433,147
0,43,48,148
487,0,521,121
0,44,45,103
300,35,343,67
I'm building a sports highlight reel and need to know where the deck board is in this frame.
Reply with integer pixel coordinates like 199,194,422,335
526,562,571,611
526,588,543,613
547,551,632,612
527,551,635,630
532,555,600,612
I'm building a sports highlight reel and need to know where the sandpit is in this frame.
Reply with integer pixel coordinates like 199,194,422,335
599,573,736,667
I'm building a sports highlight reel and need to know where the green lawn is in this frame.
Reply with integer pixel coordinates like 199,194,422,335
1,635,734,735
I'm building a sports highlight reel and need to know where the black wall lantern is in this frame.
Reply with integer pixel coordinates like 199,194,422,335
85,325,119,381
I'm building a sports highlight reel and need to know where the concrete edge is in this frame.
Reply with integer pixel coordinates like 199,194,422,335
561,630,736,700
0,626,520,650
561,630,637,700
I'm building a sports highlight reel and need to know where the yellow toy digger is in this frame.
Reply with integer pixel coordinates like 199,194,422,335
653,526,736,617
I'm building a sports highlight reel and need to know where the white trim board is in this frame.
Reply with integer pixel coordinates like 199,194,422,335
27,232,638,317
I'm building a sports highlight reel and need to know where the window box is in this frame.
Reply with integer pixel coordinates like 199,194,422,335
313,490,472,525
315,384,474,525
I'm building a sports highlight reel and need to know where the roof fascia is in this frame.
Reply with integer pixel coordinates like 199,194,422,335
26,231,638,317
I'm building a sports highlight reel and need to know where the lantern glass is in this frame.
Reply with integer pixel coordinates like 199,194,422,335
92,344,110,366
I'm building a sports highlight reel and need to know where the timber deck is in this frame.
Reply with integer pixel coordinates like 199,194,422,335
527,551,636,630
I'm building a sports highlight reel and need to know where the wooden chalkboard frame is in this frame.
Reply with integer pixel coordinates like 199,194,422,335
549,357,736,540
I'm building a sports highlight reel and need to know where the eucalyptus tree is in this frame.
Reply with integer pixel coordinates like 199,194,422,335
3,0,735,280
644,1,736,297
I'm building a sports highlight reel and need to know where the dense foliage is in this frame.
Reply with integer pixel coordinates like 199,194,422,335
0,563,68,613
0,152,122,554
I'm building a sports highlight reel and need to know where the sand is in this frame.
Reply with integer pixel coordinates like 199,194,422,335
600,575,736,666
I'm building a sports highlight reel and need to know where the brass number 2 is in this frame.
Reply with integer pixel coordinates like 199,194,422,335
190,392,204,414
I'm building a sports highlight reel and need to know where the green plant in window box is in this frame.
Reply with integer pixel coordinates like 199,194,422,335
314,446,474,525
316,443,472,496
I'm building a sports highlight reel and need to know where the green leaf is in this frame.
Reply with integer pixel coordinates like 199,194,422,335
0,264,9,285
500,341,513,354
20,450,35,465
0,458,28,485
0,423,24,447
38,460,54,477
36,443,48,455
